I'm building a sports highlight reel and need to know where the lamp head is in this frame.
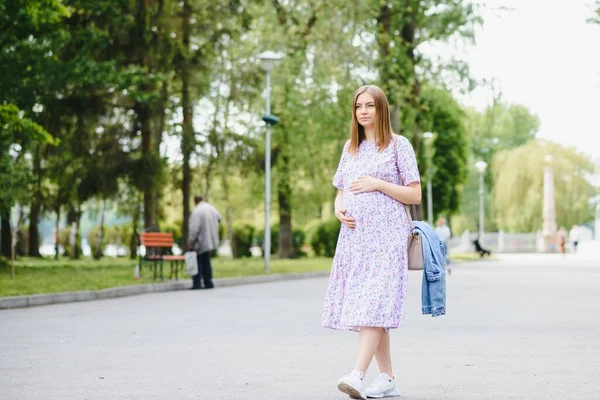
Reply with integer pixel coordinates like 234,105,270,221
258,51,283,72
475,161,488,173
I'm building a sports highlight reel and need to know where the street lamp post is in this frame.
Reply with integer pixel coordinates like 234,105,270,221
258,51,282,274
423,132,434,225
475,161,488,240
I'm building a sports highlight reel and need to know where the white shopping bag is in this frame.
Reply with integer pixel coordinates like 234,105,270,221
185,251,198,276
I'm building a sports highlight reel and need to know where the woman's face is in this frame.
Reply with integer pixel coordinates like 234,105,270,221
355,92,376,128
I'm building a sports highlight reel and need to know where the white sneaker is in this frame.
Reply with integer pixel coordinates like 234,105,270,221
365,373,401,398
337,371,367,400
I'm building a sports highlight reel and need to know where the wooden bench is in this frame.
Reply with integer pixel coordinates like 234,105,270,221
138,232,186,281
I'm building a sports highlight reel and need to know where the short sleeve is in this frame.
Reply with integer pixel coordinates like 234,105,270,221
396,136,420,186
332,140,351,189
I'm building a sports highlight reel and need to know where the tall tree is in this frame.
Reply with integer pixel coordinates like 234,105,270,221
492,140,597,232
373,0,480,218
0,104,56,259
419,86,469,218
176,0,252,246
0,0,70,256
453,100,540,233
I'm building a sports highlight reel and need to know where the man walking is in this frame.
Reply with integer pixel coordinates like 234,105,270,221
187,195,221,289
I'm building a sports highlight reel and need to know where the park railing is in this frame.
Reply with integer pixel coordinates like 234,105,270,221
449,230,539,253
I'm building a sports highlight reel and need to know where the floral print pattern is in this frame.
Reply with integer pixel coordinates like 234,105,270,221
322,134,420,332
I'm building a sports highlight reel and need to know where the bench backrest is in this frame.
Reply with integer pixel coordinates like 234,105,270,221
139,232,174,248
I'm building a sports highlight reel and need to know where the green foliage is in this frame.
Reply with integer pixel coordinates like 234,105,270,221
161,220,183,247
452,101,541,234
256,225,279,256
310,218,341,257
0,104,57,214
231,223,255,258
87,223,134,259
373,0,481,136
292,229,307,258
467,101,540,169
492,140,597,232
256,225,307,258
87,226,104,259
57,227,73,257
419,86,469,218
0,0,494,261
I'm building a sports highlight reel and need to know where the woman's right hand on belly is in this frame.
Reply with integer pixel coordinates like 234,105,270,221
335,208,356,230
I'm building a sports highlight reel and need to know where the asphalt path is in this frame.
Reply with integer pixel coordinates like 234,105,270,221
1,254,599,400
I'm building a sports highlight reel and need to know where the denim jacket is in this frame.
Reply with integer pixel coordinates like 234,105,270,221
413,221,447,317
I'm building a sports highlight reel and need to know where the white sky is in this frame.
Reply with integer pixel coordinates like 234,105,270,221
454,0,600,161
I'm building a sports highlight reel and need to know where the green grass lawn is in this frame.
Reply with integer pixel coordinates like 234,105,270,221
0,256,334,297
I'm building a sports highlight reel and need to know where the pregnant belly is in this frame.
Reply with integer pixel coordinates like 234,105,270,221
344,191,390,221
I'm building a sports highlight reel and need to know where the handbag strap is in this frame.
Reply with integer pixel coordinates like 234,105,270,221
392,135,418,228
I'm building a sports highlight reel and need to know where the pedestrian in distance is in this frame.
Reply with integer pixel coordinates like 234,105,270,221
558,227,567,255
569,225,579,253
322,85,422,400
187,195,221,290
435,217,452,270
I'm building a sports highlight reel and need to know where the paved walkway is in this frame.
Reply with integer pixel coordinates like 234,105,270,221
1,255,599,399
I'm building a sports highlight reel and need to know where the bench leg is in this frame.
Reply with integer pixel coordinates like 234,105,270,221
160,259,164,281
153,261,157,281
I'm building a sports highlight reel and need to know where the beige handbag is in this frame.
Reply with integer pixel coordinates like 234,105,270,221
406,205,424,270
392,136,424,270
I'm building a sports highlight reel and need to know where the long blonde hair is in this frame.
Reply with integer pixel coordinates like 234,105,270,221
348,85,393,155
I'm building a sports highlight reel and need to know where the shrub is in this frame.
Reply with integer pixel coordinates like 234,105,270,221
87,226,104,259
58,227,73,257
292,229,307,257
255,226,307,258
310,218,341,257
218,223,226,241
161,220,183,248
231,223,255,258
255,225,279,255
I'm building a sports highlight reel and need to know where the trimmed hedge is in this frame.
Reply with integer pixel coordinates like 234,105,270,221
310,218,341,257
231,223,255,258
256,225,307,258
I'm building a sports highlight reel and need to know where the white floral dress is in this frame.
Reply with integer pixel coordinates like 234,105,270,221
322,134,420,331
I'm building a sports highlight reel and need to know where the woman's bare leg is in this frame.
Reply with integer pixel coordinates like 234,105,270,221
354,327,385,374
374,330,393,378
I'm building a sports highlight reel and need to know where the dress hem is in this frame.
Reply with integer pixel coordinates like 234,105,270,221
322,322,403,333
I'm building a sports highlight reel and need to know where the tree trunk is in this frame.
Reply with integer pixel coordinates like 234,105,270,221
152,79,169,224
28,196,41,257
68,205,82,259
270,2,319,258
135,101,155,230
277,152,294,258
180,0,193,249
11,205,23,279
1,214,11,258
93,199,106,259
28,147,43,257
54,206,60,260
134,0,156,230
129,202,140,259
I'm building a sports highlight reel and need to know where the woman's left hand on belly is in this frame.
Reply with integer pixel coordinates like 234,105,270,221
350,176,382,194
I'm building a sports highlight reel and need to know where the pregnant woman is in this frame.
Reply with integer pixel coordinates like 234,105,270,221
322,85,421,399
